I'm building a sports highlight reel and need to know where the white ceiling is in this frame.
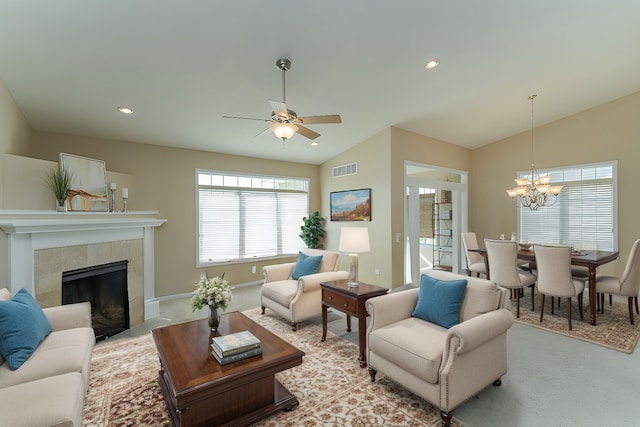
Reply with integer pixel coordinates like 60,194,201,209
1,1,639,165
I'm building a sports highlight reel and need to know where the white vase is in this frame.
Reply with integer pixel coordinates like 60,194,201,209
56,204,67,212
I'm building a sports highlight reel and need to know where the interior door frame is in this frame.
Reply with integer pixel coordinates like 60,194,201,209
404,161,468,285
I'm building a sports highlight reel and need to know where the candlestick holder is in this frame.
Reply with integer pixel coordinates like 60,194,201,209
110,189,117,212
122,197,128,212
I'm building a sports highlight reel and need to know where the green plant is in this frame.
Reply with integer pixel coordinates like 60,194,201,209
45,166,74,207
299,211,326,249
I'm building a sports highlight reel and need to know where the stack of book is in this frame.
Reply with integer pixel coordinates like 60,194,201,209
211,330,262,365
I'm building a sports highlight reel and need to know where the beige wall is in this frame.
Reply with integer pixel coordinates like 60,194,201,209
30,132,321,297
0,80,32,207
320,129,392,286
471,91,640,276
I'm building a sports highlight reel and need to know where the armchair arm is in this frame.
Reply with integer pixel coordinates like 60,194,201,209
366,288,419,332
444,308,513,356
298,271,349,292
43,302,92,331
263,262,295,283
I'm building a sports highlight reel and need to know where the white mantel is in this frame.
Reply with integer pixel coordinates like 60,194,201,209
0,211,166,320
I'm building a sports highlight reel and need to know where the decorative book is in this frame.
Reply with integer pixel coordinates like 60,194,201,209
212,330,261,357
212,346,263,365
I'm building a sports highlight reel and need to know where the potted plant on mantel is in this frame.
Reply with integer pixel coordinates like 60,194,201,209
299,211,326,249
45,166,73,212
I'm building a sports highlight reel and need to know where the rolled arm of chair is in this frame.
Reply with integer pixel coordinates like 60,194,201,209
299,271,349,292
263,262,296,283
445,308,513,355
43,302,92,331
366,288,418,332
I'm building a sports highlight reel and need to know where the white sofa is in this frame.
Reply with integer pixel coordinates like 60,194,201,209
366,270,513,426
0,288,95,427
261,249,349,330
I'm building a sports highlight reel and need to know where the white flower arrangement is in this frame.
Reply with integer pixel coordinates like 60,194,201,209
191,274,232,312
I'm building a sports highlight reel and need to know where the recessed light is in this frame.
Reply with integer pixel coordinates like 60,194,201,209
311,141,319,146
424,59,440,70
117,106,134,115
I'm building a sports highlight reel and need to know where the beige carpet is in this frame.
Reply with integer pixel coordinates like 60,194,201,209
511,292,640,353
82,308,461,426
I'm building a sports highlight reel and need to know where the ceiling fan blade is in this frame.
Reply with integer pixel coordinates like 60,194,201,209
268,99,289,119
223,115,271,122
254,127,272,138
296,125,321,140
297,114,342,125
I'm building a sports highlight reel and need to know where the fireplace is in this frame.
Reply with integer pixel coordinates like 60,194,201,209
62,260,130,340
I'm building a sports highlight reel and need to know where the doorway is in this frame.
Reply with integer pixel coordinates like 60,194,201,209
404,162,468,285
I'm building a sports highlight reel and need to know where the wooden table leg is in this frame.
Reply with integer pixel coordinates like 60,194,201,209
321,303,328,341
588,266,597,325
346,314,351,332
358,315,367,368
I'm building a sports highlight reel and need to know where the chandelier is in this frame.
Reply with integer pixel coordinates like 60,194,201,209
506,94,563,210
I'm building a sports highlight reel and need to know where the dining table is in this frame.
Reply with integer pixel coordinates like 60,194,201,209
470,247,619,325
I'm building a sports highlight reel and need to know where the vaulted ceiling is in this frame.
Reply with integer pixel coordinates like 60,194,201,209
1,1,639,164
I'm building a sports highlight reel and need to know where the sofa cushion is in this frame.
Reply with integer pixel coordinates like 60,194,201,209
0,288,11,301
368,317,447,384
292,252,323,280
0,327,95,389
0,288,52,370
412,274,467,329
261,280,299,308
0,372,84,427
301,249,339,273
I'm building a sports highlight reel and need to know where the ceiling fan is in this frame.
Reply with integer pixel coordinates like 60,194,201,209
223,58,342,143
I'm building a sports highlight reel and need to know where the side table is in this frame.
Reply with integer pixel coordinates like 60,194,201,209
320,280,388,368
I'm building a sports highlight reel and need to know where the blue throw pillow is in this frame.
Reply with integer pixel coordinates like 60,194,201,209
0,288,52,370
412,275,468,329
291,252,323,280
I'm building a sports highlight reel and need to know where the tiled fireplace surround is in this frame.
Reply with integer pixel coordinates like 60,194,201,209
0,215,166,325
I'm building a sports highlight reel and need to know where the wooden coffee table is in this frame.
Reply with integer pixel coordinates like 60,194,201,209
152,311,305,427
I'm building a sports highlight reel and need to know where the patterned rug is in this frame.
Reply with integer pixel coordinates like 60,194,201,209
510,291,640,353
82,308,461,426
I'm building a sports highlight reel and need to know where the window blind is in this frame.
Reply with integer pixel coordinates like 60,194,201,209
518,162,616,251
197,170,309,264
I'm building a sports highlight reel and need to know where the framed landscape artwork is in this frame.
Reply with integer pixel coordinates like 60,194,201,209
330,188,371,221
59,153,109,211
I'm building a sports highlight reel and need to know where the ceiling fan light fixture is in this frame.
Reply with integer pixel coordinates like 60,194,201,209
271,122,298,140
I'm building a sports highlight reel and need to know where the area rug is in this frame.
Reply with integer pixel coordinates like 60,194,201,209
510,292,640,353
82,308,461,426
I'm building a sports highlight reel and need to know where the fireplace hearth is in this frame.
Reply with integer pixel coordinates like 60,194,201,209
62,260,130,340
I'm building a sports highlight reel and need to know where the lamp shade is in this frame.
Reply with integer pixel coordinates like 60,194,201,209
271,122,298,140
339,227,370,253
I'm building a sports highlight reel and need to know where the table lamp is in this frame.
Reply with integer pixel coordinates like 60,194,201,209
339,227,371,287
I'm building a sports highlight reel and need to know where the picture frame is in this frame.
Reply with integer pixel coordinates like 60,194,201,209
330,188,371,221
59,153,109,211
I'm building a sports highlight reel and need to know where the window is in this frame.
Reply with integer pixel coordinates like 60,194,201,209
518,161,617,251
197,170,309,265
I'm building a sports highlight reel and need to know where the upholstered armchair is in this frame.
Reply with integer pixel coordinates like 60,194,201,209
261,249,348,331
366,270,513,426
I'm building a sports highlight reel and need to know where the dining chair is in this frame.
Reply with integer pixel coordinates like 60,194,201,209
595,239,640,325
462,232,486,277
485,239,536,317
534,245,585,330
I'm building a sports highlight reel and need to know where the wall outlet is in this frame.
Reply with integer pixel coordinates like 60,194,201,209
395,232,401,243
251,265,256,274
374,268,380,276
200,271,207,280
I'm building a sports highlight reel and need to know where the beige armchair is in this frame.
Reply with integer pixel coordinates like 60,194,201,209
261,249,348,331
366,270,512,426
